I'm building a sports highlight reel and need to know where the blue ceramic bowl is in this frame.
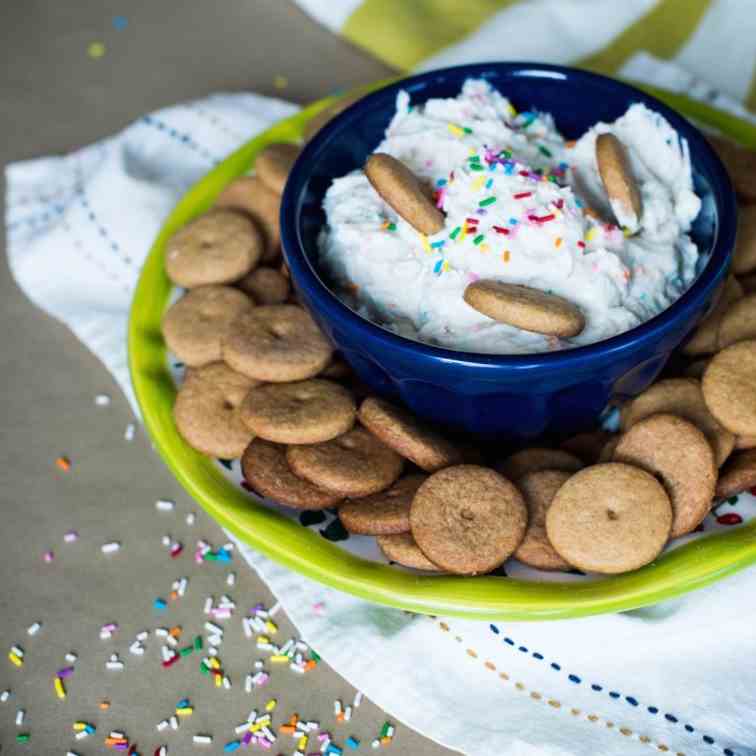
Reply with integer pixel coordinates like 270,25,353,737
281,63,737,439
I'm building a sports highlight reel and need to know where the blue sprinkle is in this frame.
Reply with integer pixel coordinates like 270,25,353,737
532,653,543,660
609,691,620,699
436,178,447,187
485,178,493,189
665,714,678,723
504,637,514,646
647,706,658,714
685,725,695,733
504,163,514,175
224,741,241,752
346,736,360,750
433,259,443,275
153,598,167,611
625,697,638,706
702,736,714,745
568,674,581,684
430,240,445,249
575,198,584,208
509,217,518,225
591,684,603,691
518,646,528,653
177,698,190,708
550,662,561,671
112,15,128,30
489,624,499,634
724,749,734,755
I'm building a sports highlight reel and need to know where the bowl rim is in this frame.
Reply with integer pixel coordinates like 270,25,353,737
281,61,737,371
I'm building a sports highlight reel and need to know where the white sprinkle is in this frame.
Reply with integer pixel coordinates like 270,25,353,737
65,652,78,663
223,542,235,552
386,725,395,737
161,647,175,662
262,725,275,741
371,739,381,749
124,422,136,441
203,597,213,614
226,572,237,587
27,622,42,636
15,708,25,726
129,641,144,656
186,512,196,526
204,621,223,635
0,689,10,703
157,719,169,732
67,750,82,756
101,541,120,554
64,530,79,543
95,393,111,406
156,499,175,512
193,734,213,744
254,660,264,669
344,705,352,722
334,699,342,715
306,721,319,731
247,710,257,722
136,630,149,641
155,627,169,637
235,721,250,735
166,634,178,648
161,534,171,547
158,747,167,756
110,731,125,739
106,660,124,671
208,646,219,657
353,691,363,707
170,715,179,730
222,675,231,689
75,730,90,740
178,577,188,597
244,674,253,693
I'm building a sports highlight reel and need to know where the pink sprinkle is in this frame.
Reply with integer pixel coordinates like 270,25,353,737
259,738,272,750
194,550,204,565
170,543,183,559
43,550,54,562
57,666,75,678
513,192,532,200
528,213,556,224
64,530,79,543
318,732,332,742
102,623,118,633
425,159,434,168
577,241,586,249
312,602,326,615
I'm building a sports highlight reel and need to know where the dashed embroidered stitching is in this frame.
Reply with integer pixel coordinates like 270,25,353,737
436,619,683,754
141,114,220,164
488,623,735,756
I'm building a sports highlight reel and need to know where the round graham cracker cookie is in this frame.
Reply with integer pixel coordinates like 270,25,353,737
718,293,756,349
287,427,403,497
545,463,672,574
174,376,253,459
165,209,262,288
162,285,254,367
223,305,333,382
357,397,464,472
236,266,290,305
702,340,756,436
214,175,281,262
239,379,356,445
255,143,301,195
410,465,527,576
682,276,743,356
498,447,583,482
613,413,716,538
514,470,573,571
364,153,445,235
338,474,426,535
240,438,341,509
733,205,756,275
621,377,734,467
715,449,756,499
595,133,642,231
377,532,441,571
463,280,584,337
184,362,261,406
736,434,756,450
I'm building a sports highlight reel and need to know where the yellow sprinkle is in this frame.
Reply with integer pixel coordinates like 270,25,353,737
264,620,278,634
8,652,23,667
502,250,511,263
209,657,221,669
442,260,450,272
623,227,632,237
554,237,563,248
420,234,431,253
586,228,597,242
214,673,222,687
73,722,87,732
256,635,270,645
54,676,66,700
479,243,490,253
265,699,277,712
468,147,477,156
270,655,290,663
447,123,464,138
176,707,193,716
87,41,106,59
273,75,288,90
471,175,486,191
507,104,518,118
250,722,262,733
458,224,467,243
298,735,308,750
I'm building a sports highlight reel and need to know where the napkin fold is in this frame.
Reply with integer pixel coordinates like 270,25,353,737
6,50,756,756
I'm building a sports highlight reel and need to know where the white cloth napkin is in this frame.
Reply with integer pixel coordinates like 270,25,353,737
6,57,756,756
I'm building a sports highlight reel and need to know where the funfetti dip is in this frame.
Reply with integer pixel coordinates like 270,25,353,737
318,79,702,354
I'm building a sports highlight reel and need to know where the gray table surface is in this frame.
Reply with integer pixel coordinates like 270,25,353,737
0,2,458,753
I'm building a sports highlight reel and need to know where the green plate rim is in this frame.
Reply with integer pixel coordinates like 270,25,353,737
128,77,756,621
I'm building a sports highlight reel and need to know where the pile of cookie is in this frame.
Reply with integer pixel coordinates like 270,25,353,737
160,115,756,578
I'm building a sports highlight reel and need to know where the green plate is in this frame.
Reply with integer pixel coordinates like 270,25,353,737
129,79,756,621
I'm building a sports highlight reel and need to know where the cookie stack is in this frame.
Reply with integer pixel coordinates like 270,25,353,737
160,138,756,579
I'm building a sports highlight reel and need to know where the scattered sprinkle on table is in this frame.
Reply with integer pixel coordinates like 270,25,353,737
95,393,111,406
112,15,128,30
87,41,106,59
273,75,288,90
56,455,71,471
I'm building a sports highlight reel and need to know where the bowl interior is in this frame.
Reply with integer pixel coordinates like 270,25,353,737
288,64,726,357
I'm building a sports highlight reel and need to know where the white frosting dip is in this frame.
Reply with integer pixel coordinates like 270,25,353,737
318,79,701,354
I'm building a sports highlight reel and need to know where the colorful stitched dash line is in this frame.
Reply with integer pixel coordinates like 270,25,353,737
489,624,734,755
